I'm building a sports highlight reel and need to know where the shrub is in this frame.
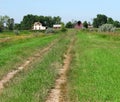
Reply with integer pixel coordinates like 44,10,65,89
98,24,116,32
45,28,55,34
14,30,20,35
60,24,67,32
60,27,67,32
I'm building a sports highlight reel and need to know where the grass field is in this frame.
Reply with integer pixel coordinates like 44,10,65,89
0,31,74,102
68,31,120,102
0,30,120,102
0,33,59,79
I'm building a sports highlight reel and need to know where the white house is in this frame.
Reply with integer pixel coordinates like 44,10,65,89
33,22,46,30
53,24,62,29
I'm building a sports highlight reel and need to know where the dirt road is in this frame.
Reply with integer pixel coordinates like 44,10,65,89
46,37,75,102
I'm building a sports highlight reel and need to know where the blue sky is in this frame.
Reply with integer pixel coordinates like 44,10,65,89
1,0,120,23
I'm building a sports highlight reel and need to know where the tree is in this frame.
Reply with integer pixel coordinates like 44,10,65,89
14,23,21,30
21,14,36,30
20,14,62,30
93,18,99,28
44,16,53,27
0,15,10,31
53,16,61,24
66,21,74,28
93,14,107,28
7,18,14,30
83,21,88,28
0,22,4,32
113,21,120,27
107,17,114,24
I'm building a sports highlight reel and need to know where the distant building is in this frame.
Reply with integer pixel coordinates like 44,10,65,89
53,24,62,29
33,22,46,30
74,21,83,29
88,25,93,28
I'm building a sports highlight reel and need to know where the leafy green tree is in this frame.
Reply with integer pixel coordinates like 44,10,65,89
21,14,35,30
66,21,74,28
39,16,45,25
107,17,114,24
44,16,53,27
83,21,88,28
14,23,21,30
53,16,61,24
93,18,99,28
0,15,10,31
113,21,120,27
93,14,107,28
7,18,14,30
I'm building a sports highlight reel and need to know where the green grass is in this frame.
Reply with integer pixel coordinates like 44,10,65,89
68,31,120,102
0,30,31,38
0,32,72,102
0,34,59,79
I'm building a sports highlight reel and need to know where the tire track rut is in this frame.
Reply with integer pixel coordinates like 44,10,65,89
46,37,75,102
0,38,59,93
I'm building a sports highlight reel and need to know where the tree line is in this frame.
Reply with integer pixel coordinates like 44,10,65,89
66,14,120,28
18,14,61,30
93,14,120,28
0,14,61,32
0,14,120,32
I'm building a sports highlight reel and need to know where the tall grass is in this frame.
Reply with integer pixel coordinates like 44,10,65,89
68,31,120,101
0,31,73,102
0,34,59,79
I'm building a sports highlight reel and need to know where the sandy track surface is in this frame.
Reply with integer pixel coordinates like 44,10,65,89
46,38,75,102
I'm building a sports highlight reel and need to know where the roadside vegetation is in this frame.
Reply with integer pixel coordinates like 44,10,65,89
68,31,120,101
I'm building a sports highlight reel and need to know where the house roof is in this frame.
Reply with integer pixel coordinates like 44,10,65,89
34,22,42,26
53,24,62,28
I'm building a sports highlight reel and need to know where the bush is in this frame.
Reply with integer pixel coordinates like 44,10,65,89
98,24,116,32
60,27,67,32
14,30,20,35
45,28,55,34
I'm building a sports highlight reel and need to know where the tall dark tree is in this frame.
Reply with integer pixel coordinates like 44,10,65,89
0,22,4,32
14,23,21,30
21,14,35,30
44,16,53,27
39,16,45,25
93,18,99,28
113,21,120,27
83,21,88,28
7,18,14,30
93,14,107,28
107,17,114,24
